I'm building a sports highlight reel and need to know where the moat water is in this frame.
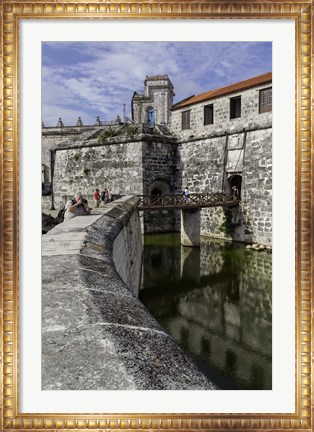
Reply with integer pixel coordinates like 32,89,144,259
139,233,272,390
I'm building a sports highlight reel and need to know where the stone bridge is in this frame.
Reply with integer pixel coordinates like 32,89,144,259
42,196,217,390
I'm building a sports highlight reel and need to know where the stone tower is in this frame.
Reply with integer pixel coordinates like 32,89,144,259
132,75,175,127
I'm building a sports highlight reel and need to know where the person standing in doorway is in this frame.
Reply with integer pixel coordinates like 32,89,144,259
231,185,239,201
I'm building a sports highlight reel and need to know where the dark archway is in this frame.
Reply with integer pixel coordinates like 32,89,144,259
144,179,176,234
151,187,162,196
228,174,242,198
149,180,170,196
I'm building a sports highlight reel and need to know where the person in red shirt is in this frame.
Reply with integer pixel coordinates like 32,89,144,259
93,188,101,207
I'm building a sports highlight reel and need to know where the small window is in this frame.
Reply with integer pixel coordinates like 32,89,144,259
204,104,214,125
181,110,191,130
147,106,155,127
259,87,272,113
230,96,241,119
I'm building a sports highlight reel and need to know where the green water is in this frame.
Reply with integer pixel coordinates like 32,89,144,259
139,233,272,390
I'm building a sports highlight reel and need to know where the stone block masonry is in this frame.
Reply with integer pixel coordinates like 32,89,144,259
51,141,143,209
43,133,179,234
177,127,272,245
42,196,217,390
142,139,179,232
142,141,177,195
112,208,142,298
240,129,272,244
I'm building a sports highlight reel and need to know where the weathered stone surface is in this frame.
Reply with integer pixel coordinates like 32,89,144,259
113,210,142,297
142,140,179,233
132,75,174,126
42,324,215,390
50,142,143,209
42,196,217,390
42,289,162,332
178,127,272,245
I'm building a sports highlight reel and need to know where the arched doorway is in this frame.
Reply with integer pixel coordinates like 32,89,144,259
151,187,162,196
144,179,176,233
147,107,155,128
149,181,169,207
228,174,242,198
149,180,170,196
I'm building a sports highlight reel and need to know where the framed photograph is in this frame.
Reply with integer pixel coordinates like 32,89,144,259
1,1,312,431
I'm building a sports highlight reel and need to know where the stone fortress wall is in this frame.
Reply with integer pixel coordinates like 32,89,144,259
176,126,272,244
141,139,180,233
52,140,143,209
42,73,272,245
171,77,272,244
42,196,217,390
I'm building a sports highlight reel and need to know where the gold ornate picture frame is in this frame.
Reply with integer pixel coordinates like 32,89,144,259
1,1,312,431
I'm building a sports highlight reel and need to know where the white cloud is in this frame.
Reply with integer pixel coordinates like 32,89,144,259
42,42,271,126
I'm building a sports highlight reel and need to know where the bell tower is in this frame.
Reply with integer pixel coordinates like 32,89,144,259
132,75,175,126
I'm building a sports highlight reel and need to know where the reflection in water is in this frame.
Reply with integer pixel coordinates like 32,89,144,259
139,234,272,390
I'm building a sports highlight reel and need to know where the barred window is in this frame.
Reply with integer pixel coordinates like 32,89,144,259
259,87,272,113
181,110,191,130
230,96,241,119
204,104,214,125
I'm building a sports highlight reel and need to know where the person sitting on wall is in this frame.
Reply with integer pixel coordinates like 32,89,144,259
64,191,91,221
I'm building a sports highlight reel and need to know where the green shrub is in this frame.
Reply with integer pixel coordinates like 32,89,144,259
98,127,116,143
218,208,236,237
126,125,138,139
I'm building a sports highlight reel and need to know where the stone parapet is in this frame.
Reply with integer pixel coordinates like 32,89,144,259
42,196,217,390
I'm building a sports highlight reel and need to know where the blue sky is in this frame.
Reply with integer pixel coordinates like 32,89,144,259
42,42,272,127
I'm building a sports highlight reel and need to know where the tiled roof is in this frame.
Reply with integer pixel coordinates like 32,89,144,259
171,72,272,110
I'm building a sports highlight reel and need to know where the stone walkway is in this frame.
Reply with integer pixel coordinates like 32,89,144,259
42,197,218,390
